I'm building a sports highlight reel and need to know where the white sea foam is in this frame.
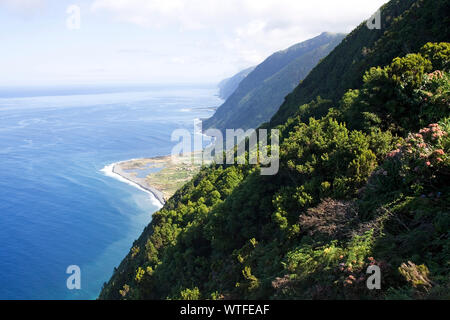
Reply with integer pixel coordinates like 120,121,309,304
100,162,163,209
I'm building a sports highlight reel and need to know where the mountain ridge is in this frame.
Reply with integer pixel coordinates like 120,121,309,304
270,0,450,126
204,32,346,132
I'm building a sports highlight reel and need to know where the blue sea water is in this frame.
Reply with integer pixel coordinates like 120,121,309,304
0,85,221,300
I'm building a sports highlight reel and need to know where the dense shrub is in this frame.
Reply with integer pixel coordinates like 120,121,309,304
342,43,449,134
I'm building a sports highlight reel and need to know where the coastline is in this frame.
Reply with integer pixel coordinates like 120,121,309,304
101,161,165,208
101,152,206,209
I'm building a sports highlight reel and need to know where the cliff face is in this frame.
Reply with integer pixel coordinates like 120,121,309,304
218,66,255,100
100,0,450,300
204,32,346,132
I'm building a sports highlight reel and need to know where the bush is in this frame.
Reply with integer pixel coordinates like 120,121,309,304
343,43,450,134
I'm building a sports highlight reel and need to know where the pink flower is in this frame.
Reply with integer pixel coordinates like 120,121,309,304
434,149,445,156
426,161,431,166
437,158,443,163
428,71,443,80
387,149,401,158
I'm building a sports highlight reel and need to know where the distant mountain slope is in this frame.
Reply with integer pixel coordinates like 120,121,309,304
270,0,450,126
204,32,346,132
218,66,255,100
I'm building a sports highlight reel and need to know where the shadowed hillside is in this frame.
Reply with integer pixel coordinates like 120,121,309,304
204,32,345,132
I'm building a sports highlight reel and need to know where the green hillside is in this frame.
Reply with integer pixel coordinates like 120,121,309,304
204,32,345,132
270,0,450,126
99,0,449,300
218,66,255,100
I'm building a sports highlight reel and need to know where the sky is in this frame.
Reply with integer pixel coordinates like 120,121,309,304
0,0,388,86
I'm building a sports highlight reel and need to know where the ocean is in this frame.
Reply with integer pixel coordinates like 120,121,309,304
0,85,221,300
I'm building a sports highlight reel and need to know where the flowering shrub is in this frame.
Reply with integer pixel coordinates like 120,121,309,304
276,230,391,299
418,71,450,128
366,120,449,199
356,119,450,299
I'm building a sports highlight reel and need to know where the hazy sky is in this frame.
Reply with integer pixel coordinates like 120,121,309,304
0,0,388,86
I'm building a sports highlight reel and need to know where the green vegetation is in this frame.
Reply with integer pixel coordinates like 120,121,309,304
117,153,205,201
270,0,450,126
205,32,346,132
218,66,255,100
99,0,449,301
144,153,205,200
